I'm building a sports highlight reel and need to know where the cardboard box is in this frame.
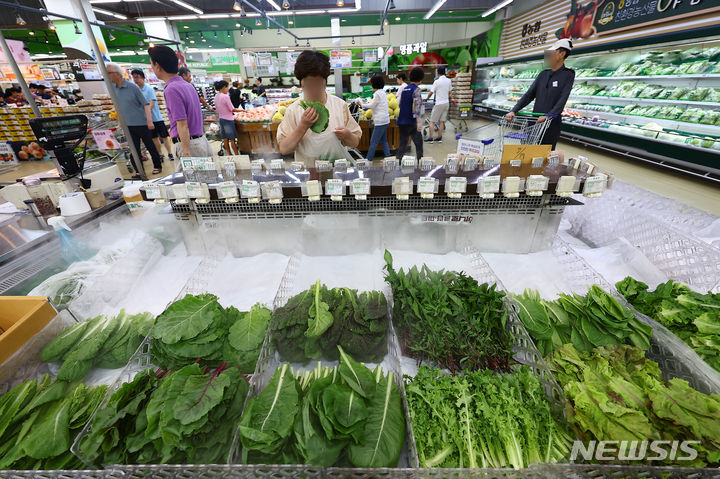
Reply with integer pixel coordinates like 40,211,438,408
0,297,57,365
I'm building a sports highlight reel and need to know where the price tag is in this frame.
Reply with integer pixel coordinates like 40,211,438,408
446,177,467,197
325,179,345,200
250,159,264,174
401,156,417,170
316,160,331,172
185,181,204,198
547,155,560,166
240,180,260,200
420,157,435,171
483,157,498,169
556,175,577,198
217,181,238,199
383,158,398,172
351,178,371,199
478,175,500,198
502,176,522,198
583,174,607,197
531,157,545,168
392,177,411,200
355,159,369,170
145,183,164,200
172,183,189,202
586,163,596,175
291,161,305,171
445,157,459,173
270,159,285,173
265,181,283,203
224,161,237,179
509,159,522,168
525,175,549,197
463,157,478,171
334,159,348,171
304,180,322,201
417,177,437,196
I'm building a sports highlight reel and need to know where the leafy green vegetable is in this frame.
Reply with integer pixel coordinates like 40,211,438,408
270,283,389,363
77,363,248,465
384,250,512,373
512,285,653,357
151,294,271,373
405,365,572,469
0,375,107,469
299,100,330,133
239,347,405,467
40,311,154,382
617,276,720,372
548,343,720,466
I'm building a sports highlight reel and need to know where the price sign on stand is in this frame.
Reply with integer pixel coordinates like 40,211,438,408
325,179,345,201
351,178,370,200
457,139,484,160
0,143,18,166
92,129,121,150
241,180,261,203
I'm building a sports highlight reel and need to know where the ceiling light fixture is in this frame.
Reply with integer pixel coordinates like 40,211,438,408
240,29,244,36
202,37,207,42
214,31,218,37
423,0,447,19
255,17,262,26
167,0,203,14
15,13,26,26
233,0,242,11
74,22,82,34
394,16,400,20
47,20,56,31
190,38,195,43
341,18,346,22
227,31,231,37
149,42,155,47
336,0,344,6
306,40,310,47
482,0,513,18
389,0,395,8
235,22,241,27
383,18,388,26
109,33,116,41
92,6,128,19
265,0,282,11
282,0,290,9
28,31,35,35
288,20,293,24
351,37,355,45
183,25,190,28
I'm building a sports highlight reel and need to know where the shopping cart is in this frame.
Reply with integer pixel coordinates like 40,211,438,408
458,112,553,160
447,103,471,134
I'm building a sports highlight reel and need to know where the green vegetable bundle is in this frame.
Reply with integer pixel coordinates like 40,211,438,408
384,251,512,373
151,294,270,373
512,286,652,357
77,363,249,465
299,100,330,133
406,365,573,469
238,347,405,467
40,311,154,382
617,277,720,372
549,344,720,466
270,280,389,363
0,375,107,469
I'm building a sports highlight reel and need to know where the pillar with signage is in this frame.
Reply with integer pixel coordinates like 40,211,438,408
330,16,342,97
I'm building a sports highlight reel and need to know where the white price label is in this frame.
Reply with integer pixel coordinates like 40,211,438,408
479,175,501,194
355,159,369,170
145,184,163,199
509,159,522,168
185,181,203,198
420,158,435,171
401,156,417,169
483,157,498,169
270,159,285,172
334,159,348,171
446,177,467,194
417,177,436,194
351,178,371,196
325,179,344,196
250,160,264,174
291,161,305,171
531,157,544,168
305,180,322,197
172,183,188,200
583,175,606,194
316,161,331,172
547,155,560,166
525,175,548,191
445,158,459,172
464,157,478,171
393,177,411,195
265,181,284,199
383,158,398,171
241,180,260,198
217,181,238,199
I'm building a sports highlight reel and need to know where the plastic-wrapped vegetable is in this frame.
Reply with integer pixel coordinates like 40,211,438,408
681,88,710,101
678,108,705,123
668,87,690,100
705,88,720,102
699,110,720,125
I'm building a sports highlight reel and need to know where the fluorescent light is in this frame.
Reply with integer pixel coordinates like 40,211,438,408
167,0,204,14
482,0,513,18
92,6,128,19
423,0,446,19
137,7,358,21
266,0,282,11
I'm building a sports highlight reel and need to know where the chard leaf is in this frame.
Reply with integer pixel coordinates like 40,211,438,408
152,293,221,344
306,280,334,339
173,369,231,425
20,399,71,459
228,304,271,352
338,346,376,399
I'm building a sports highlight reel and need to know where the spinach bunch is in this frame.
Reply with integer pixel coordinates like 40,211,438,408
384,251,512,373
406,365,573,469
270,281,389,363
617,276,720,372
0,375,107,469
238,347,405,467
513,286,653,357
77,363,249,465
549,343,720,467
40,310,154,382
151,294,270,373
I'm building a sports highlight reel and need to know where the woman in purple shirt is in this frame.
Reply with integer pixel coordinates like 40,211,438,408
214,80,242,155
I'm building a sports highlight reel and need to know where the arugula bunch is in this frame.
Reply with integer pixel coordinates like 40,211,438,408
40,311,154,382
151,294,271,373
512,286,653,357
383,251,512,373
406,365,573,469
0,375,107,469
77,363,249,465
549,343,720,466
238,346,405,467
270,281,389,363
617,276,720,372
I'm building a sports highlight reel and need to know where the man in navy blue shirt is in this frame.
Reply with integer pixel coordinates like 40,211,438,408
507,39,575,149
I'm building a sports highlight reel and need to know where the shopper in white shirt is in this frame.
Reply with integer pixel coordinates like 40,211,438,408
395,72,407,100
425,66,455,143
357,75,391,160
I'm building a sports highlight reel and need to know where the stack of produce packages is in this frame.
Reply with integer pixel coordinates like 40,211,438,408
383,250,573,470
449,72,473,119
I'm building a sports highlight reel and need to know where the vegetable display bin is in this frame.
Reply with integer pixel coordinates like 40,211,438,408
0,296,57,366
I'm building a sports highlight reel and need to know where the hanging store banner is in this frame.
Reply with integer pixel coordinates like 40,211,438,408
0,39,32,63
256,53,273,67
500,0,720,60
55,21,111,62
330,50,353,69
363,49,378,63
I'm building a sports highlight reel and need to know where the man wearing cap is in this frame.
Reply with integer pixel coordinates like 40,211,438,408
506,39,575,149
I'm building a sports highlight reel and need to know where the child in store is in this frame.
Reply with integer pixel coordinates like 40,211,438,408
214,80,243,155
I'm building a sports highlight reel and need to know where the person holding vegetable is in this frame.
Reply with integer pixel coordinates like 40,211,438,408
277,50,361,166
356,74,391,161
506,39,575,149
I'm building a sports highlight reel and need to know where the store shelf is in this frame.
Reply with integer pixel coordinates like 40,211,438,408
569,95,720,107
490,74,720,82
568,108,720,136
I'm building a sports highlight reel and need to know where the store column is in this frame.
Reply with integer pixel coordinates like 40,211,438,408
331,16,342,97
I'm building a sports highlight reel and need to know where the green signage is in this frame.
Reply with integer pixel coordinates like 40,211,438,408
595,0,719,34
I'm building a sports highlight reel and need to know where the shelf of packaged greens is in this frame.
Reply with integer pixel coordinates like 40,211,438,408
490,74,720,82
570,95,720,108
567,108,720,136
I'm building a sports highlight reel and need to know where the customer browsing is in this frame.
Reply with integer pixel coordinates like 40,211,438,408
356,74,391,161
395,67,425,160
214,80,242,155
506,39,575,149
425,66,455,143
131,69,174,166
148,46,212,170
179,67,214,111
